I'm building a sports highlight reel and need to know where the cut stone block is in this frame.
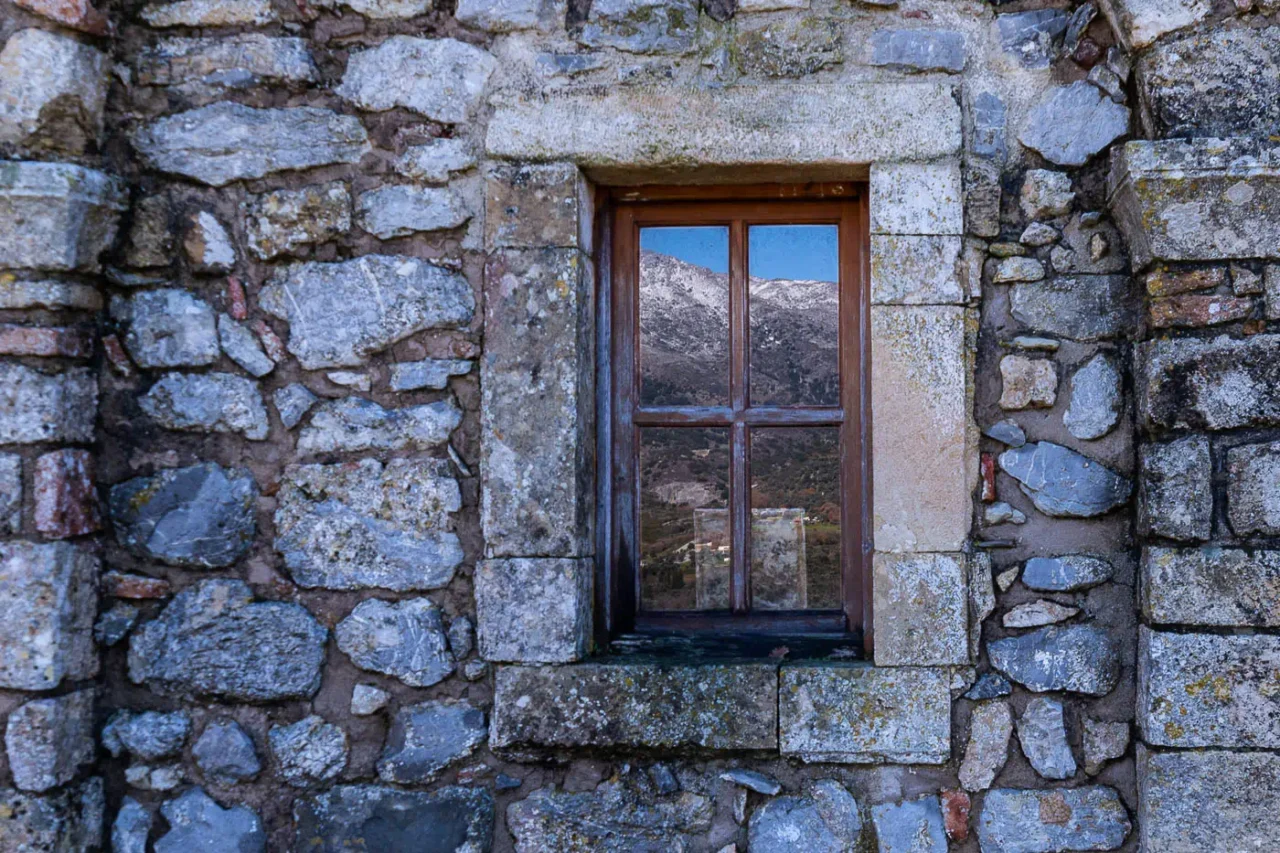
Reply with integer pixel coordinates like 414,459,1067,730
873,553,967,666
1010,275,1135,341
1143,547,1280,627
0,541,97,690
1097,0,1211,51
5,690,95,792
0,364,96,445
1227,441,1280,537
475,558,592,663
1138,748,1280,853
1139,436,1211,541
977,787,1130,853
485,162,586,250
0,161,126,271
870,162,963,236
1140,334,1280,430
870,235,964,305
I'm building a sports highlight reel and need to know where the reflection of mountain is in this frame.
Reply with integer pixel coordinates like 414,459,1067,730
639,251,839,407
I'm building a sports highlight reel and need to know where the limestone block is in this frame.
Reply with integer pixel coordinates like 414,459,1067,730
1140,334,1280,430
870,235,964,305
1097,0,1210,51
870,162,963,236
475,558,592,663
870,306,970,552
1139,436,1211,540
296,397,461,455
336,37,496,124
873,553,968,666
0,161,126,271
491,663,778,750
394,138,476,184
1138,748,1280,853
0,541,97,690
1227,441,1280,536
355,185,470,240
0,279,101,311
13,0,108,33
0,364,96,445
1111,139,1280,267
311,0,432,18
779,664,950,764
1143,546,1280,627
1139,628,1280,747
485,163,586,250
0,29,107,154
294,786,493,851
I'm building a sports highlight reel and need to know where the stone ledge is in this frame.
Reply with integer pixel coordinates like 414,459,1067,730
1138,747,1280,852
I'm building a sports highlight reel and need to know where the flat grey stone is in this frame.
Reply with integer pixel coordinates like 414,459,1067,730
977,787,1130,853
102,710,190,761
1064,1,1095,52
377,700,486,783
336,598,454,687
475,558,593,664
959,701,1012,792
110,463,257,568
94,603,138,647
1003,599,1078,628
446,615,474,660
268,716,348,788
1138,749,1280,852
128,579,327,702
1143,546,1280,627
0,279,102,311
1139,437,1211,541
456,0,554,31
1141,333,1280,431
356,185,470,239
1227,441,1280,536
999,442,1131,518
985,502,1027,526
1022,555,1114,591
275,458,462,591
965,673,1012,701
293,785,494,852
972,90,1006,159
0,455,18,535
1020,222,1059,247
870,29,966,73
579,0,699,55
749,780,863,853
0,364,96,445
273,383,317,430
217,314,273,377
112,289,219,368
394,138,476,183
1010,276,1134,341
350,685,389,717
873,552,968,666
989,625,1120,696
154,788,264,853
0,28,107,155
0,161,126,271
139,0,280,26
0,779,104,852
243,181,350,260
5,691,94,792
389,358,472,391
1082,719,1128,776
720,769,781,796
997,10,1067,68
193,720,260,783
1020,169,1074,219
993,257,1045,284
1016,698,1076,780
1019,81,1129,167
136,35,317,99
984,419,1026,448
870,796,946,853
112,797,151,853
337,36,496,123
1064,354,1121,440
259,254,473,370
140,372,269,441
0,542,97,690
297,397,461,455
134,102,368,187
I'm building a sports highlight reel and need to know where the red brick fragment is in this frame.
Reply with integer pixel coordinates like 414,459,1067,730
981,452,997,503
1149,294,1253,329
227,276,249,321
103,333,134,376
13,0,109,34
33,449,102,539
1146,266,1228,298
103,571,171,600
254,320,287,362
0,324,92,358
941,789,970,842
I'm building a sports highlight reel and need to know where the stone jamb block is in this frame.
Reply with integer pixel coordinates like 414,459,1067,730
475,558,592,663
0,161,126,272
484,162,587,251
873,552,968,667
869,235,965,305
0,541,97,690
869,161,964,236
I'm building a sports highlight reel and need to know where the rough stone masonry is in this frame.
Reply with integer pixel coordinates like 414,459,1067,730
0,0,1276,849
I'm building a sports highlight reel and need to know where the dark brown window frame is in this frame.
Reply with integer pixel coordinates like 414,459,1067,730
594,183,873,650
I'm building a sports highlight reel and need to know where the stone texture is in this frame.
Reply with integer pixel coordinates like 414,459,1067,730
1017,698,1076,780
33,448,101,539
1052,215,1127,276
109,463,257,568
184,211,235,273
999,355,1056,410
1082,719,1128,776
870,796,947,853
275,458,462,591
102,710,190,761
1149,293,1252,329
1143,546,1280,626
389,358,472,391
1140,628,1280,747
0,323,92,358
140,372,269,441
579,0,699,54
1064,354,1121,440
356,185,470,239
1139,437,1210,541
377,700,486,783
13,0,108,32
870,29,966,73
336,598,454,687
136,35,318,99
972,90,1007,159
0,364,96,445
395,138,476,184
218,314,274,377
1003,599,1078,628
959,701,1012,792
1098,0,1210,50
313,0,432,17
1019,81,1129,167
273,383,317,429
260,254,473,370
5,691,94,792
297,397,462,455
113,797,151,853
456,0,559,32
113,289,219,368
993,257,1045,284
977,787,1130,853
999,442,1131,518
482,249,594,558
128,578,327,702
337,37,496,123
154,788,264,853
870,162,963,236
1020,170,1074,219
485,162,584,250
293,785,494,852
134,103,369,187
0,454,19,535
1137,748,1280,852
873,552,968,666
193,720,260,783
475,558,592,663
0,541,97,690
141,0,277,26
268,716,348,788
997,10,1067,68
0,278,101,311
1140,334,1280,430
492,663,778,750
870,235,964,305
1227,441,1280,536
0,779,104,852
243,181,350,260
1010,276,1134,341
733,16,841,78
0,161,126,272
749,780,863,853
779,665,949,763
989,625,1120,696
350,685,389,716
0,29,107,155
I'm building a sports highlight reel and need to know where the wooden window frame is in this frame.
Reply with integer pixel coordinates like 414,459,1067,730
595,183,872,649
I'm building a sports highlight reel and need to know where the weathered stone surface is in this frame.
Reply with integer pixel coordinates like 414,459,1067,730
873,552,967,666
0,278,101,311
141,372,269,441
184,211,235,273
1064,354,1121,440
350,685,389,716
486,83,961,178
103,710,190,761
0,779,104,852
1017,698,1076,780
336,598,454,686
870,29,965,73
275,458,461,592
0,541,97,690
999,442,1131,518
1144,546,1280,627
193,720,260,784
749,780,863,853
33,448,101,539
579,0,698,54
871,306,969,552
388,358,472,391
0,29,107,154
110,463,257,568
1010,276,1134,341
1082,719,1128,776
989,625,1120,696
977,787,1130,853
1052,215,1126,276
482,249,593,558
1110,139,1280,268
395,138,476,184
13,0,108,32
136,35,317,99
377,700,486,783
113,289,219,368
780,665,949,763
313,0,432,18
217,314,273,378
1140,334,1280,431
273,383,318,430
985,419,1025,448
1137,748,1280,852
1020,170,1074,219
476,558,592,663
134,103,369,187
0,454,19,535
260,255,473,370
1227,441,1280,536
456,0,559,31
337,37,496,123
999,355,1056,410
243,181,350,260
870,235,963,305
870,161,963,236
485,162,584,250
959,701,1012,792
972,90,1007,159
141,0,277,26
5,691,94,792
113,797,151,853
1020,81,1129,167
0,364,95,445
966,673,1012,701
268,716,348,788
294,785,494,852
356,185,470,239
128,579,327,702
1003,599,1078,628
720,769,780,796
997,10,1067,68
993,257,1045,285
732,16,839,78
297,397,462,454
1098,0,1210,50
154,788,264,853
0,161,126,271
1139,437,1210,541
492,663,778,750
870,796,947,853
1149,293,1252,329
121,192,172,270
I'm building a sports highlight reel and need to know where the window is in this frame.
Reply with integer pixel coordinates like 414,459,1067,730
599,185,871,645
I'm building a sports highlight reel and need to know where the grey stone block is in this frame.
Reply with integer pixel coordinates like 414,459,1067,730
989,625,1120,696
1227,441,1280,536
475,558,592,663
0,161,126,271
0,779,103,852
1139,436,1211,541
869,235,965,305
873,552,968,666
293,785,493,852
112,797,151,853
999,442,1131,518
336,598,454,687
297,397,461,455
394,138,476,184
870,796,946,852
154,788,264,853
102,710,190,761
336,36,496,123
1141,334,1280,430
870,29,966,73
1144,546,1280,627
193,720,260,784
0,364,97,445
0,29,107,154
242,181,351,260
579,0,699,55
1010,276,1135,341
112,289,219,368
1063,354,1122,440
135,34,318,98
5,691,95,792
972,90,1007,159
976,787,1130,853
0,541,97,690
355,185,471,239
456,0,560,32
376,700,486,783
218,314,274,377
268,716,348,788
484,163,585,250
141,372,269,440
1016,698,1076,780
749,780,863,853
273,383,318,429
1019,81,1129,167
996,10,1067,68
388,358,472,391
1138,748,1280,852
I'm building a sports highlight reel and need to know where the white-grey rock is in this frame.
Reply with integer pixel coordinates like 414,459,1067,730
140,372,269,441
273,383,318,430
0,161,127,272
1227,441,1280,537
993,257,1045,284
985,502,1027,526
394,139,477,184
5,691,94,792
977,787,1130,853
720,769,781,796
297,397,462,455
102,710,190,762
0,279,102,311
1020,170,1075,219
870,796,946,852
475,558,593,664
325,371,370,392
1017,698,1077,780
1022,555,1114,591
356,185,470,239
1082,719,1128,775
456,0,558,31
376,700,486,783
580,0,699,55
141,0,278,26
0,29,108,154
989,625,1120,696
1020,222,1059,246
748,780,863,853
0,542,97,690
1139,437,1211,542
312,0,432,18
113,289,219,369
1020,81,1130,167
242,181,351,260
136,35,317,98
218,314,274,378
959,701,1012,792
268,716,348,788
447,615,474,660
350,685,390,716
154,788,265,853
184,211,235,273
112,797,151,853
1064,354,1122,440
336,598,454,687
0,364,96,447
193,720,260,784
997,9,1068,68
337,37,497,124
1003,599,1079,628
389,358,472,391
1099,0,1211,50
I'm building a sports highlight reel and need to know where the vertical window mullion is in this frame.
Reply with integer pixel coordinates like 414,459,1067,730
728,219,750,614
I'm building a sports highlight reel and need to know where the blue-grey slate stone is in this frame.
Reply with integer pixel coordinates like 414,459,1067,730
94,603,138,647
870,29,966,73
1022,555,1114,591
977,787,1130,853
999,442,1131,518
748,780,863,853
268,716,348,788
273,383,318,430
1063,354,1122,440
140,372,269,441
997,10,1068,68
720,768,781,795
389,358,472,391
112,796,151,853
336,598,454,686
989,625,1120,696
972,91,1007,159
376,701,487,783
965,672,1012,700
154,788,265,853
293,785,494,852
110,463,257,569
102,710,190,761
870,796,947,853
1064,2,1096,53
1016,698,1076,780
579,0,699,55
1019,81,1129,167
1010,275,1135,342
193,720,261,784
984,419,1025,448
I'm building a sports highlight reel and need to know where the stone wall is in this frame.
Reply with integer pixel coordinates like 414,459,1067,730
0,0,1274,849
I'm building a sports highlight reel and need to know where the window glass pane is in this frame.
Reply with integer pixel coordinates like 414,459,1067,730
750,427,841,610
639,226,730,406
748,225,839,407
639,427,730,611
